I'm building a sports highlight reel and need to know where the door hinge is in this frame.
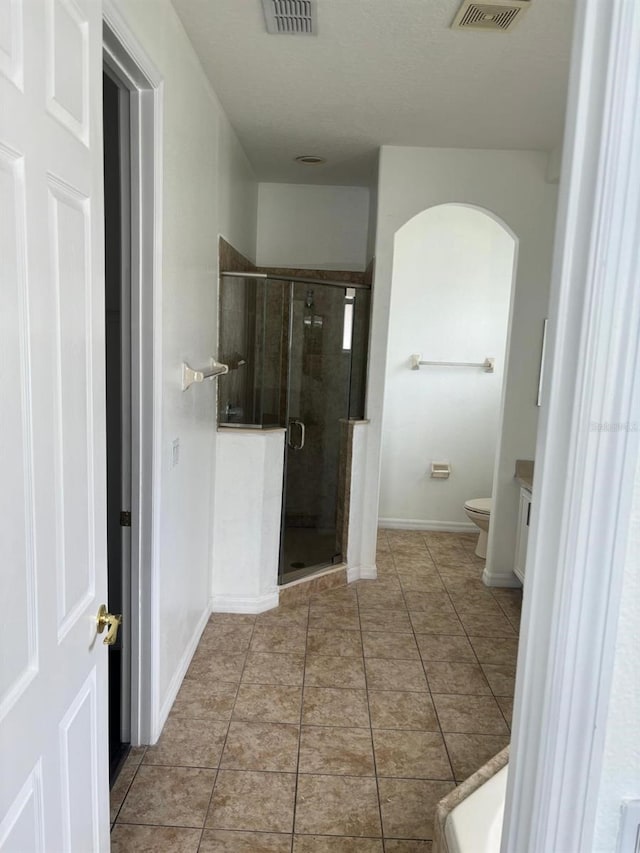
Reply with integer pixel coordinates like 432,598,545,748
119,510,131,527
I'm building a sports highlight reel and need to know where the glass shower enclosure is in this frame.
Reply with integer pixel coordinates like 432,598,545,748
218,272,371,584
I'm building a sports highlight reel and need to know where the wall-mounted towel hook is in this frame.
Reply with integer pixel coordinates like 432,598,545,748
181,358,229,391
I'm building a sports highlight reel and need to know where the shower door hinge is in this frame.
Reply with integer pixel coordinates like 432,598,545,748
119,511,131,527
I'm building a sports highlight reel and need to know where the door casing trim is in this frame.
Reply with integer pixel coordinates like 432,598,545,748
503,0,640,849
102,0,164,745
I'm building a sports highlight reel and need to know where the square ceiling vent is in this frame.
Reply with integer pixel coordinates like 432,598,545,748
452,0,531,31
262,0,317,35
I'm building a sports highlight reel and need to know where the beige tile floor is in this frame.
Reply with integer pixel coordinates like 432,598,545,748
111,530,521,852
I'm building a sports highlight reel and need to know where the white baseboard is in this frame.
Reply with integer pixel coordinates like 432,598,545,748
482,567,523,588
378,517,476,532
359,565,378,580
347,564,378,582
210,591,280,614
155,602,211,742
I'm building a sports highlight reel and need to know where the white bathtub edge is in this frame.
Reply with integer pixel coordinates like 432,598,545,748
444,765,509,853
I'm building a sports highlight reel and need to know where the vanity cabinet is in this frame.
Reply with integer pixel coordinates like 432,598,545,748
514,486,532,583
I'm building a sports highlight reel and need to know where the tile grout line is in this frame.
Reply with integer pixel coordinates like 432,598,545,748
113,617,251,842
427,543,499,691
374,535,455,841
426,538,513,751
424,534,516,763
421,535,479,787
195,613,257,851
395,533,512,781
113,817,211,830
376,530,393,853
378,537,518,660
356,568,387,848
289,597,312,851
399,540,457,790
110,749,146,828
449,602,516,712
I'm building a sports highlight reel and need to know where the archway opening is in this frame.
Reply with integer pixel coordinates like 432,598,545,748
380,203,518,542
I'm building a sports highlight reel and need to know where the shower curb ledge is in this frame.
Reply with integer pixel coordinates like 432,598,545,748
278,564,348,607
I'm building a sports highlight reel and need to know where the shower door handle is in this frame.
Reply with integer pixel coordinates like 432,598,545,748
288,419,306,450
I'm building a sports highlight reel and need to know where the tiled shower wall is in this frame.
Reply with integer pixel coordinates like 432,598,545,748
218,238,371,575
217,239,257,424
218,239,368,433
284,282,352,534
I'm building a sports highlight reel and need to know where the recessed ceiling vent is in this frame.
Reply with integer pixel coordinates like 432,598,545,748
295,155,326,165
262,0,316,35
452,0,531,31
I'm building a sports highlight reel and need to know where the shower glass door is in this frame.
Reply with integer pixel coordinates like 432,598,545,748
279,282,352,582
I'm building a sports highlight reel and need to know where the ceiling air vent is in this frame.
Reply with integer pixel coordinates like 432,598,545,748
262,0,316,35
452,0,531,31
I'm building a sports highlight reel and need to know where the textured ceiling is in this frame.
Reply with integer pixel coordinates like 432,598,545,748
171,0,575,186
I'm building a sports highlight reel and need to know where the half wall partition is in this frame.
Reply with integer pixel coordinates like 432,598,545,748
218,272,371,584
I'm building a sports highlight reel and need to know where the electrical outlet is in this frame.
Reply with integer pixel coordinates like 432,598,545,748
171,438,180,468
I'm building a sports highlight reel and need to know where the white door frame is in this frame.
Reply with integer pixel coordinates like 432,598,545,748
102,0,164,746
504,0,640,849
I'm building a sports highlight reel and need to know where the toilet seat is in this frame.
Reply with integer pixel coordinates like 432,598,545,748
464,497,492,515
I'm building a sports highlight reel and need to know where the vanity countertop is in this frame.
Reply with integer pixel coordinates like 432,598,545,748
515,458,534,491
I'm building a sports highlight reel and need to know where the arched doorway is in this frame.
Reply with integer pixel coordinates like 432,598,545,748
380,203,518,549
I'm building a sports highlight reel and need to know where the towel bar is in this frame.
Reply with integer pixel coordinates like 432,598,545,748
182,358,229,391
410,353,495,373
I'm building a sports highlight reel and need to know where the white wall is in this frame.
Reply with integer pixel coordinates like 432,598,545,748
218,117,258,257
256,182,370,270
212,430,284,613
357,146,557,581
593,453,640,850
366,168,379,264
380,205,515,526
346,422,376,581
114,0,257,739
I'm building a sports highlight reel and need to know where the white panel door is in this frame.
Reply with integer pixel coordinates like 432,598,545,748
0,0,109,850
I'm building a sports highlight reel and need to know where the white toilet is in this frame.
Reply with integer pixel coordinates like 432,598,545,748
463,497,492,559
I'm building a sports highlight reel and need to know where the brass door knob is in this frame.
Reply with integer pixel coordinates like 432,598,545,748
96,605,122,645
